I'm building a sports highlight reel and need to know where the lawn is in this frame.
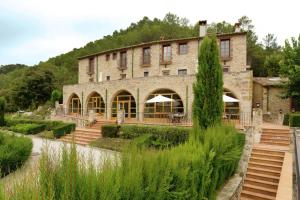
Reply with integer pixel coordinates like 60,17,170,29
90,137,131,151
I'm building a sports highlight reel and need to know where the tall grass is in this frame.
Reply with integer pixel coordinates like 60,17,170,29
0,125,244,200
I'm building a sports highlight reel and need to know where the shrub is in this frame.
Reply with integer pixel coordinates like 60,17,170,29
10,123,46,134
52,123,76,138
51,90,62,105
283,113,290,126
290,113,300,127
0,97,5,126
1,125,243,200
101,125,120,138
0,132,32,176
120,125,190,147
5,118,64,130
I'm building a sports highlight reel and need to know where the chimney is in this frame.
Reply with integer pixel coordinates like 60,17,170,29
234,22,241,33
199,20,207,37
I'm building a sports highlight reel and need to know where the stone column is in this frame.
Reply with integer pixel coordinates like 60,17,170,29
252,108,263,144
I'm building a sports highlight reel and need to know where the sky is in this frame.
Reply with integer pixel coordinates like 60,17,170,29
0,0,299,66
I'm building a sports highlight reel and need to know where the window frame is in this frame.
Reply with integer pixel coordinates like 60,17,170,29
105,54,110,61
178,43,188,55
162,44,172,62
142,47,151,66
120,51,127,68
178,69,187,76
220,39,231,60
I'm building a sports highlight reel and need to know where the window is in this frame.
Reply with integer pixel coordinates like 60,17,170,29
178,69,187,76
106,76,110,81
163,44,172,61
223,66,229,72
142,47,151,65
87,58,94,75
106,54,110,61
120,74,126,79
144,71,149,77
220,39,230,59
162,70,170,76
178,43,188,54
120,51,127,68
113,53,117,60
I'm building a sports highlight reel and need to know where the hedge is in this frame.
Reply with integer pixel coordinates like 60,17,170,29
0,132,33,176
102,124,191,148
10,123,47,135
101,125,120,138
52,123,76,138
290,113,300,127
283,113,290,126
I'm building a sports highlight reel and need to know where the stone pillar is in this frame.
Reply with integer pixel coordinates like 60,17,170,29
117,109,125,125
88,110,96,123
252,108,263,144
278,112,284,125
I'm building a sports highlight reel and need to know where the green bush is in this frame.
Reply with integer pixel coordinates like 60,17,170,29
283,113,290,126
5,118,64,130
101,125,120,138
51,90,62,105
290,113,300,127
10,123,46,134
0,97,5,126
120,125,190,147
52,123,76,138
0,132,33,176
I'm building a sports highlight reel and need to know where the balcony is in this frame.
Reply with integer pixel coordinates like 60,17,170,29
117,58,127,70
159,54,172,65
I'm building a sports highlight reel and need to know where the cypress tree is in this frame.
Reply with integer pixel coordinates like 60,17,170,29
193,35,223,129
0,97,6,126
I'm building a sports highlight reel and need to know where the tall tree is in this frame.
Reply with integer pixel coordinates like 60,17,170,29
193,36,223,129
0,97,5,126
280,35,300,103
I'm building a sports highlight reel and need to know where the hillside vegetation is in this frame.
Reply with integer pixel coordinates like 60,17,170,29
0,13,285,111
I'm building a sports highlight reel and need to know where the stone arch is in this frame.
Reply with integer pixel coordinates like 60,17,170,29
111,90,137,119
67,93,81,115
143,88,184,121
85,91,105,116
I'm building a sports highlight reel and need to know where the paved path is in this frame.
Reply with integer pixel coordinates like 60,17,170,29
0,135,119,187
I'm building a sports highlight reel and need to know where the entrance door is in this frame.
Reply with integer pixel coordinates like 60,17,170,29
119,101,131,118
72,98,80,114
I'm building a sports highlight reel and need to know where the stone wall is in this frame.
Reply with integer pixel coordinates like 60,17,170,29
78,33,248,84
64,71,253,121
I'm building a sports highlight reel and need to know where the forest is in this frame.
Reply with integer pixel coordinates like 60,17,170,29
0,13,299,112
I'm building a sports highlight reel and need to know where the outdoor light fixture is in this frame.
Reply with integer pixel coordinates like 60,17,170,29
256,102,260,108
279,109,282,114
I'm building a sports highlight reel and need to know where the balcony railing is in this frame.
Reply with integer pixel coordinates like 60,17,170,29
159,54,172,65
117,58,127,70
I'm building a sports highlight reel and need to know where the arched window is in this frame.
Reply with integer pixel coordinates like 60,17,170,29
87,92,105,115
68,93,81,115
144,89,184,119
111,91,136,119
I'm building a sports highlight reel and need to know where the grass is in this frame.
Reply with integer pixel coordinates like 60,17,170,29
89,137,131,151
0,125,244,200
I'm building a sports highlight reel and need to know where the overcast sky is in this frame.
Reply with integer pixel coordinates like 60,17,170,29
0,0,299,66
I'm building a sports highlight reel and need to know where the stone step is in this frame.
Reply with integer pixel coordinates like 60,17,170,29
251,152,284,161
247,166,281,177
244,177,278,190
64,134,101,140
246,172,280,183
61,135,94,143
76,128,101,133
252,148,285,156
262,128,290,133
74,131,102,137
242,183,277,196
250,156,283,166
260,141,290,147
248,162,282,172
260,135,290,141
241,190,276,200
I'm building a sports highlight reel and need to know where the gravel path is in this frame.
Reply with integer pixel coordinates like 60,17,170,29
0,135,119,186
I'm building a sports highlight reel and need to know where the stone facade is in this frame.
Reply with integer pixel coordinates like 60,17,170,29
63,31,252,121
253,78,291,121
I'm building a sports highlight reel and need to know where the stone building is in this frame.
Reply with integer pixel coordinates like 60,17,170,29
62,21,253,123
253,77,299,121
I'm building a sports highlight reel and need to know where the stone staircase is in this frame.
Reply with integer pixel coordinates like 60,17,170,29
260,128,291,146
60,128,102,145
240,127,291,200
59,120,116,145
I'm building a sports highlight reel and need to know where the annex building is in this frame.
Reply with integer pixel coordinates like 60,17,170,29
62,21,253,124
